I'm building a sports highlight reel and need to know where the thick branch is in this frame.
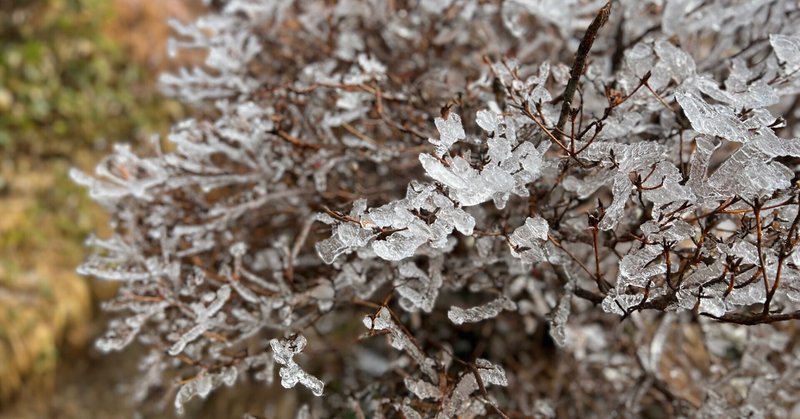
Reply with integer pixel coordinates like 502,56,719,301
555,1,612,141
704,310,800,325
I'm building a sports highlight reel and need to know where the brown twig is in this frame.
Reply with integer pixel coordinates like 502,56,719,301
555,1,612,141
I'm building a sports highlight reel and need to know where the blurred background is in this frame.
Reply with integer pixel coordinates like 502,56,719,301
0,1,192,416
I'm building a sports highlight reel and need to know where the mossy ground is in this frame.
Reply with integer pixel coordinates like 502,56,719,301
0,0,188,414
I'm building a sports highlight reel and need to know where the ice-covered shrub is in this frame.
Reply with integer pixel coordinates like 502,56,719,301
74,0,800,417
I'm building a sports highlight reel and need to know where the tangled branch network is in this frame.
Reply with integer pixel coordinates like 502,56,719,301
73,0,800,417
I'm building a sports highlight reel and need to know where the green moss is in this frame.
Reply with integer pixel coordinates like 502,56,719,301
34,346,58,371
0,0,183,274
0,0,181,158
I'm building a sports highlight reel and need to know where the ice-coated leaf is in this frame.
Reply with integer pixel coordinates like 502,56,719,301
599,174,633,231
168,285,231,356
174,366,238,414
440,206,475,236
420,0,453,13
699,294,726,317
751,130,800,158
549,279,574,347
316,221,378,264
452,164,516,207
516,215,549,242
675,92,751,142
694,72,779,109
706,144,793,198
770,34,800,73
357,53,387,76
365,307,438,381
447,296,517,325
687,135,718,197
230,279,261,304
474,358,508,386
508,215,550,263
419,154,470,190
96,312,152,352
175,373,213,414
309,280,335,312
430,113,466,156
487,136,512,163
476,109,499,133
653,39,696,85
617,245,666,288
436,358,507,419
372,230,428,261
601,291,645,315
396,258,444,313
270,334,325,396
404,376,442,400
294,405,312,419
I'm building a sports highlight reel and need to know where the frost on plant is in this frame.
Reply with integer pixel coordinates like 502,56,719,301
270,334,324,396
447,296,517,325
74,0,800,417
